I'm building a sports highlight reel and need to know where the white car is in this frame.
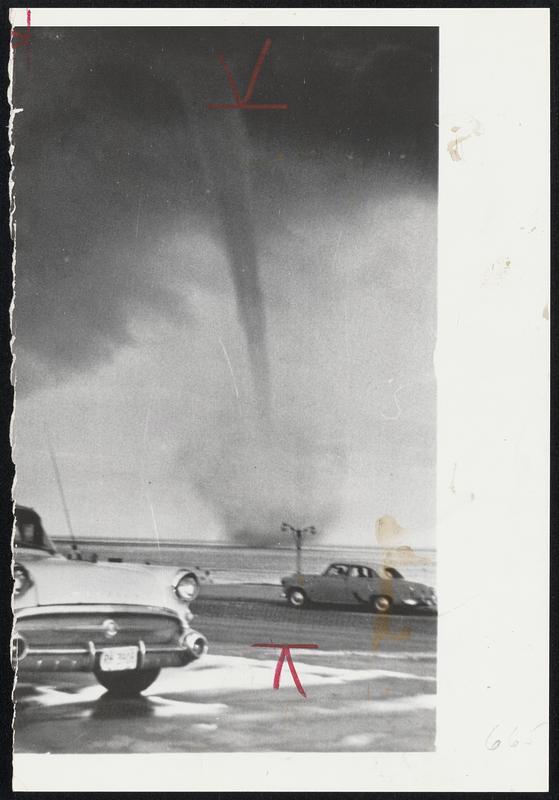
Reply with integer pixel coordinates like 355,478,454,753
13,505,208,696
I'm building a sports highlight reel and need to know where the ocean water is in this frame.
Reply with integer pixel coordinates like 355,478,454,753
54,538,437,588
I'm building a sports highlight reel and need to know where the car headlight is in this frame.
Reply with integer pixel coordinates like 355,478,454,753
174,572,199,602
14,564,33,597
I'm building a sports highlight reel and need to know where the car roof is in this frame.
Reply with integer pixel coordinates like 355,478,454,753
15,505,41,519
329,562,400,571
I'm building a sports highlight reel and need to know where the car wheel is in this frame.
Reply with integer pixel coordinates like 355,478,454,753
371,595,392,614
286,587,308,608
94,667,160,696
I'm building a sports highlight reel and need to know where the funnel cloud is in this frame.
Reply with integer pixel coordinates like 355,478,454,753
12,27,438,548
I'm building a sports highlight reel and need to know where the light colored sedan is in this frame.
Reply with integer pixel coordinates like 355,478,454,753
13,505,208,696
281,561,437,613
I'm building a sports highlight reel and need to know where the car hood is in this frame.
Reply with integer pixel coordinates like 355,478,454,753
402,580,435,595
14,558,180,609
281,573,311,584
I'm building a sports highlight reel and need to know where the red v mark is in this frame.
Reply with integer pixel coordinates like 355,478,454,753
272,646,307,697
12,7,31,49
252,642,319,696
208,38,288,110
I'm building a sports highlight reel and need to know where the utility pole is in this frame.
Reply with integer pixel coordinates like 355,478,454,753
281,522,316,574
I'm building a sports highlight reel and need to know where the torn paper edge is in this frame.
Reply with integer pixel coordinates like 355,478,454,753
8,10,21,767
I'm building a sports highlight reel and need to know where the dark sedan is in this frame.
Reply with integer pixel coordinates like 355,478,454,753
281,562,437,613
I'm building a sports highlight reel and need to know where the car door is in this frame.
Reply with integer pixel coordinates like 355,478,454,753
368,566,394,602
347,565,374,604
316,564,350,603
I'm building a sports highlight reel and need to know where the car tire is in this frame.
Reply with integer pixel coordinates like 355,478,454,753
371,595,392,614
286,587,308,608
94,667,161,696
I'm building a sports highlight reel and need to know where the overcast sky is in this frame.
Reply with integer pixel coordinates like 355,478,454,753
12,27,438,547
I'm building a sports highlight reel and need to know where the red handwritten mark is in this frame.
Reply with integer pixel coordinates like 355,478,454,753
208,38,288,110
12,8,31,49
252,643,318,697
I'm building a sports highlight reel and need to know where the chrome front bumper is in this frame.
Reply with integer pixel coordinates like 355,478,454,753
13,636,207,672
13,603,208,673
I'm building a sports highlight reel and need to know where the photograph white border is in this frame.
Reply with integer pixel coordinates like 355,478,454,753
9,6,549,792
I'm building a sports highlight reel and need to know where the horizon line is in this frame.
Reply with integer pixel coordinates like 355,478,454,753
51,536,436,552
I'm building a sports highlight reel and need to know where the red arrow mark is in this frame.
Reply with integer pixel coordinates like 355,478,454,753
208,38,288,110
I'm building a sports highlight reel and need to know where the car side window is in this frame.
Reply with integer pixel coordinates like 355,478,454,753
360,566,374,578
349,566,367,578
327,564,348,577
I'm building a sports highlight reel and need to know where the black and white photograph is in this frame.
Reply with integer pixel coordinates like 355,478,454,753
11,22,438,755
8,6,549,793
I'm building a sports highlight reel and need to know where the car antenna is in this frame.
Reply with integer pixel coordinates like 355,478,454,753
44,429,79,555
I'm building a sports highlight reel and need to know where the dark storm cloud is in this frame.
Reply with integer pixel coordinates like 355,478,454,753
13,27,437,384
13,32,198,377
12,27,438,542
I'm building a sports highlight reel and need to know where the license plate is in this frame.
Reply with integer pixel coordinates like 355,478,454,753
99,646,138,672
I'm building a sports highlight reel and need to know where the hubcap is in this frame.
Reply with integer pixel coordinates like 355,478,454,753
290,590,305,606
375,596,390,612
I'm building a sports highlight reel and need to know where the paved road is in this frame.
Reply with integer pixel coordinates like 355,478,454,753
14,597,437,753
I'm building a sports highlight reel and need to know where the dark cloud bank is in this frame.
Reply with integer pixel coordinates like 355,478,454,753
13,28,438,543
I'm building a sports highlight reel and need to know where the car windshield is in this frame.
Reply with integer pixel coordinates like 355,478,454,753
376,566,404,579
14,509,57,555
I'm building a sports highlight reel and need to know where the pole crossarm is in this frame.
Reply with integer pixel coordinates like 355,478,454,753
281,522,317,537
281,522,317,574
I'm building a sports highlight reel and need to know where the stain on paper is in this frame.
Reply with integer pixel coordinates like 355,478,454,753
372,614,411,651
447,118,483,161
375,514,433,567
